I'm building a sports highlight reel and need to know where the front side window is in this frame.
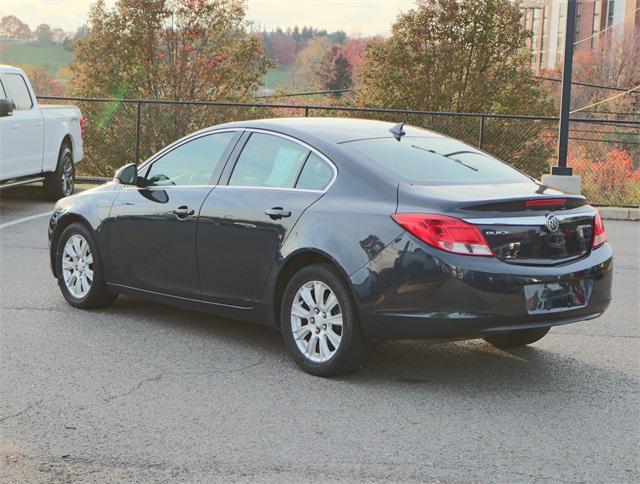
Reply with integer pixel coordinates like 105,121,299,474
3,74,33,110
145,131,235,186
344,137,531,185
296,152,334,190
229,133,309,188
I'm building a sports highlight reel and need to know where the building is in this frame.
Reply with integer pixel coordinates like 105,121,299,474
519,0,639,72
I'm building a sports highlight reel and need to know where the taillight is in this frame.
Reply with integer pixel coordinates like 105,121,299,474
392,214,494,257
592,213,607,248
80,116,86,141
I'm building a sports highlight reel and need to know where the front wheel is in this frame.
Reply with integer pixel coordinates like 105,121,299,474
56,223,117,309
484,327,550,349
44,145,75,200
281,264,369,376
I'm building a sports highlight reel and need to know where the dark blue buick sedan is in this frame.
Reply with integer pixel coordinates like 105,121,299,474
48,118,612,375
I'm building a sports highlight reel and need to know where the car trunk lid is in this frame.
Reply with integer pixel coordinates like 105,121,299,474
397,183,595,265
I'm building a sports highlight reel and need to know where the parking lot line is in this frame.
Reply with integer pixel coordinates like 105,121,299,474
0,211,52,230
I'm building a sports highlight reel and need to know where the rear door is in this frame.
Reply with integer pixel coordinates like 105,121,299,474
0,72,44,179
197,130,336,307
106,130,239,297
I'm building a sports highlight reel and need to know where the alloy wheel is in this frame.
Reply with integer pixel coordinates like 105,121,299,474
62,234,94,299
290,280,343,363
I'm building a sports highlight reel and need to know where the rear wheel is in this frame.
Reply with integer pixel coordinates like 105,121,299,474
484,327,550,349
44,144,75,200
56,223,117,309
281,264,368,376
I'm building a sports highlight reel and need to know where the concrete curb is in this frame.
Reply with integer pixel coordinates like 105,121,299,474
597,207,640,221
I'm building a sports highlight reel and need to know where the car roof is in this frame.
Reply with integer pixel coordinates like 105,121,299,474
215,117,445,144
0,64,25,74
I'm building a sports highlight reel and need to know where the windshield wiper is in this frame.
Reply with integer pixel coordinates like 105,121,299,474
411,145,479,172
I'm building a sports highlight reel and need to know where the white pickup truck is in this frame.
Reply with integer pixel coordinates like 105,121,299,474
0,65,84,200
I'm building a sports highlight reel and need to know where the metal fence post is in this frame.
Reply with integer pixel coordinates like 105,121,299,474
554,0,576,175
478,115,485,149
304,106,309,117
135,101,142,162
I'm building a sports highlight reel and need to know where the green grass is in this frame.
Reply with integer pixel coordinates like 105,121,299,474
0,40,74,76
263,66,294,91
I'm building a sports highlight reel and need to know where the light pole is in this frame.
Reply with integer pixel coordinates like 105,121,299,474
554,0,577,175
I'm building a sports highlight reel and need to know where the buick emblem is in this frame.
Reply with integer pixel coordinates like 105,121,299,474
545,214,560,232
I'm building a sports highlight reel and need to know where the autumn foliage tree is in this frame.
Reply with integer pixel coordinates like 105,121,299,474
33,24,54,45
291,36,333,89
361,0,548,114
359,0,554,177
316,45,353,96
22,66,63,96
0,15,31,39
70,0,271,175
571,149,640,206
342,38,370,87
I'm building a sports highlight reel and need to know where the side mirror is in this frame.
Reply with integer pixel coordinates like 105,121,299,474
114,163,139,186
0,99,13,117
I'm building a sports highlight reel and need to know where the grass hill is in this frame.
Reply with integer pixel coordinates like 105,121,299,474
0,40,74,77
0,40,296,90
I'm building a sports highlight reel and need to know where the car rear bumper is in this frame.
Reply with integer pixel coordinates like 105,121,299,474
349,233,613,340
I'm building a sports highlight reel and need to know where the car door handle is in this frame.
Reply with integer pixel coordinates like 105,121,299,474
265,207,291,220
173,206,195,219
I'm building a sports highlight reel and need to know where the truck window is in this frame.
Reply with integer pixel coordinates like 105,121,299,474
4,74,33,110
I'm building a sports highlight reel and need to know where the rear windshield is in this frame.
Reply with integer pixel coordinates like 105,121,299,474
345,137,531,184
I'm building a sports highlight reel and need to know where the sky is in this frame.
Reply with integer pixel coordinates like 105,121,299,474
0,0,417,36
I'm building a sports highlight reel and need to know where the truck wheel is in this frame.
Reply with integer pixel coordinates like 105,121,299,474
44,144,75,200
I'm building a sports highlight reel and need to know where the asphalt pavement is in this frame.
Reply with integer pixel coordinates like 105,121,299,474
1,186,639,482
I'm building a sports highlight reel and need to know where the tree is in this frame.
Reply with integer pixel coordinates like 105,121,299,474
571,32,640,116
22,66,63,96
316,45,353,96
359,0,553,177
291,36,333,89
342,38,371,86
0,15,31,39
361,0,549,114
570,149,640,206
269,32,297,65
34,23,53,44
70,0,272,175
74,25,89,42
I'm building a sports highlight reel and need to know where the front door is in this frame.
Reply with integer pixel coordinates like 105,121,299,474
198,131,336,307
0,72,43,180
106,130,239,297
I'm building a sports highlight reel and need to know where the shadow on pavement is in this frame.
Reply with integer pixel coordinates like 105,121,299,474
91,294,633,398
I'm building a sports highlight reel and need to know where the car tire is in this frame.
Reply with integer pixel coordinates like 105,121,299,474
281,264,369,376
44,144,75,201
56,222,117,309
483,327,550,349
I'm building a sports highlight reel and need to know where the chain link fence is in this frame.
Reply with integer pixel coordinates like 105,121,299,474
39,96,640,206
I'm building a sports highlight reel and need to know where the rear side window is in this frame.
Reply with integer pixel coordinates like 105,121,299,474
296,153,334,190
3,74,33,110
0,80,6,98
345,137,531,184
229,133,309,188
